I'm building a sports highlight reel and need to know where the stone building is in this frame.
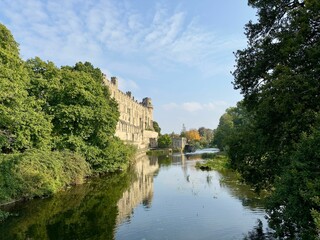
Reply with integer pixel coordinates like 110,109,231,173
171,137,187,152
103,76,158,149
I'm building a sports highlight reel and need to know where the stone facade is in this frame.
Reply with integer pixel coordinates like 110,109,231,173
171,137,187,151
103,76,158,149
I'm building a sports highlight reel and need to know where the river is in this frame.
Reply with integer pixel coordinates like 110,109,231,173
0,149,267,239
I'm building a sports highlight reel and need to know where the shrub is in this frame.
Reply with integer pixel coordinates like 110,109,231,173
0,149,91,204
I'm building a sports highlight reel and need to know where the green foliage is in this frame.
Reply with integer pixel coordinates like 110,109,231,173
88,138,136,173
198,127,214,147
25,58,127,173
0,24,52,153
0,23,137,208
232,0,320,185
266,128,320,238
212,103,250,151
0,210,10,222
195,154,229,172
153,121,161,135
157,134,172,148
230,0,320,237
0,24,19,55
201,152,217,159
212,109,235,150
0,150,91,204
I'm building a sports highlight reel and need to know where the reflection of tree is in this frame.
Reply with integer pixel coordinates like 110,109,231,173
0,171,134,240
217,170,267,210
243,219,275,240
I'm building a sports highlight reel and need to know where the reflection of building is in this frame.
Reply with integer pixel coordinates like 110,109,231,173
171,137,187,151
104,76,158,149
116,154,159,224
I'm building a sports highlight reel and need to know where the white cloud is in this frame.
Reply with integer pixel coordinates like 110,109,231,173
162,101,227,113
182,102,203,112
162,103,179,111
0,0,241,77
204,101,228,111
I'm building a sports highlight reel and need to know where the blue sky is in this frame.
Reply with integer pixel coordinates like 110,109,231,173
0,0,256,134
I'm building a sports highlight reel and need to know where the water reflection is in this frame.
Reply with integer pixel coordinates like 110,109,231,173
0,152,267,240
116,154,159,224
116,153,267,240
0,170,133,240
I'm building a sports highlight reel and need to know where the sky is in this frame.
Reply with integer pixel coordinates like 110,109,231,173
0,0,257,134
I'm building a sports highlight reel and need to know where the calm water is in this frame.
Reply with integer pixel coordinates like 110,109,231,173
0,149,267,240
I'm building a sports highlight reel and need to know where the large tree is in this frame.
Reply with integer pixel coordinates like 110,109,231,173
0,24,52,153
232,0,320,237
26,58,130,172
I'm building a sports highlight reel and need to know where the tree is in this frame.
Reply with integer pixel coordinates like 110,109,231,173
212,105,248,151
212,111,234,150
232,0,320,175
157,134,172,148
231,0,320,237
0,24,52,153
198,127,214,147
26,58,132,173
185,129,201,142
153,121,161,135
266,127,320,238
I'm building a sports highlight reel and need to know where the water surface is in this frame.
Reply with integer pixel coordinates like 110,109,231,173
0,150,267,239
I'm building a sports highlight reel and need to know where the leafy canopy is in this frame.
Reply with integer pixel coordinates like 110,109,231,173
230,0,320,237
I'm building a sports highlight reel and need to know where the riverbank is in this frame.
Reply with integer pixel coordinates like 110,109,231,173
0,146,137,222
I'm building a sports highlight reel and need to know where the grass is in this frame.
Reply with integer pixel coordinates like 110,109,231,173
195,154,230,172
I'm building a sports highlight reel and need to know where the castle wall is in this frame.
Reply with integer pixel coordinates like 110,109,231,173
103,76,158,149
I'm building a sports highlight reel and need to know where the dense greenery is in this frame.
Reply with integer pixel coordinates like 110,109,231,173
198,127,214,147
212,0,320,238
0,150,91,204
0,23,135,206
0,210,10,222
157,134,172,148
0,25,52,153
0,169,134,239
153,121,161,135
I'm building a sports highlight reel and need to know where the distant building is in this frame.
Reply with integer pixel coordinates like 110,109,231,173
171,137,187,151
104,76,158,149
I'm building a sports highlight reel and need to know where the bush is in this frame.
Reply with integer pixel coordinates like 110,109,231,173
87,138,137,173
157,134,172,148
0,149,91,204
0,210,10,222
